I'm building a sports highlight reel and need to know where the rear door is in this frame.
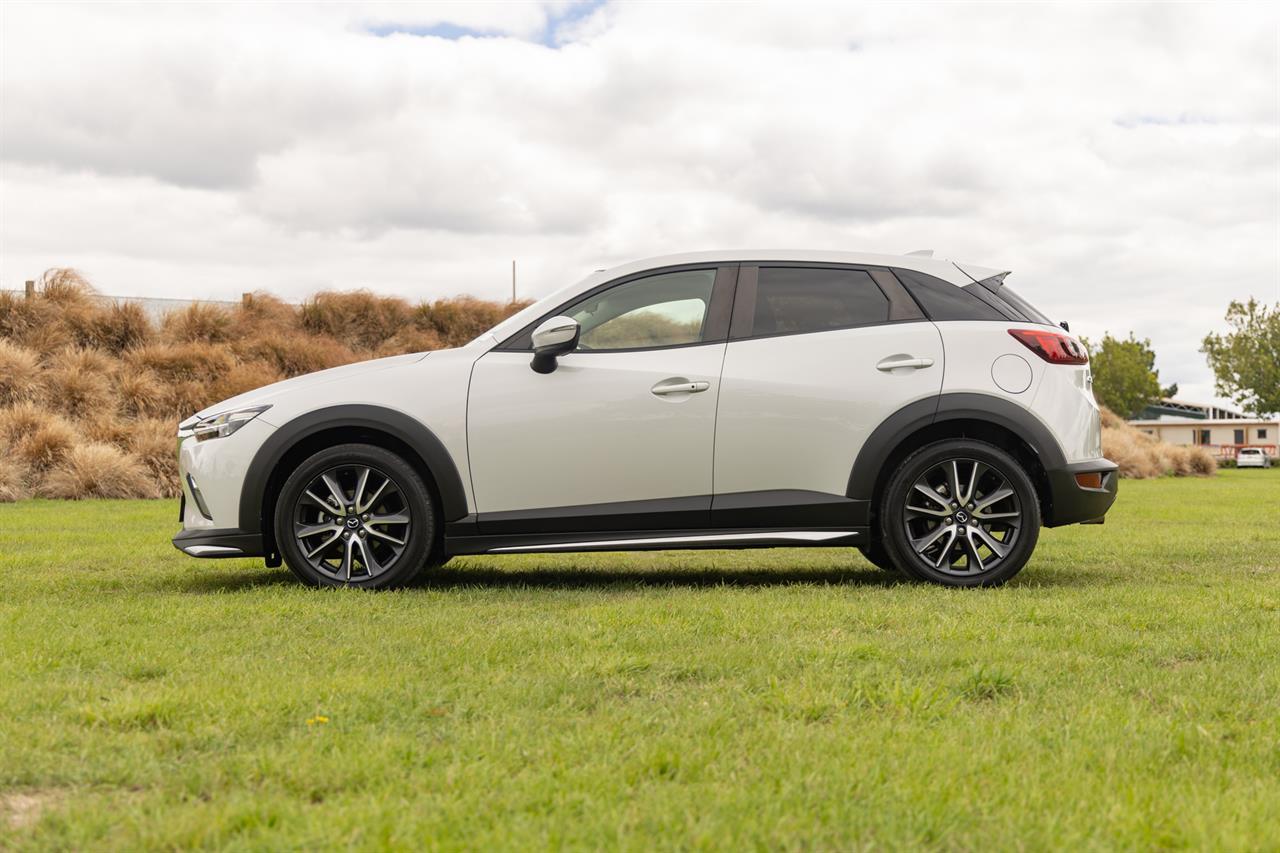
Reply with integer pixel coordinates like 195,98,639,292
711,265,944,519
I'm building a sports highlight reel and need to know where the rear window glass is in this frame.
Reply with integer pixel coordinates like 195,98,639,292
893,269,1006,322
753,268,889,336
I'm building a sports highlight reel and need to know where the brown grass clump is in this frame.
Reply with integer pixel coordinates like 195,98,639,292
414,297,531,347
15,420,77,472
234,292,299,337
163,302,234,344
300,291,411,351
130,417,180,497
43,349,117,419
374,327,444,358
0,340,44,405
213,361,283,402
127,342,235,382
0,402,60,445
80,301,154,353
38,268,95,305
159,381,215,419
116,368,165,417
37,442,159,500
244,334,354,377
1100,406,1216,479
0,445,30,502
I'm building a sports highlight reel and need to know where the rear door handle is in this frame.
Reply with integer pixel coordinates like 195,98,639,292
651,379,711,396
876,356,934,372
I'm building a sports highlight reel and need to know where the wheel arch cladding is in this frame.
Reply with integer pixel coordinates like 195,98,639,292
848,393,1063,521
239,405,468,542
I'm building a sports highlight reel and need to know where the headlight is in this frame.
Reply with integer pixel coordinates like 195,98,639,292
192,405,271,442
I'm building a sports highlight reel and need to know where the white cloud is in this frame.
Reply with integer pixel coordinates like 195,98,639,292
1,0,1277,406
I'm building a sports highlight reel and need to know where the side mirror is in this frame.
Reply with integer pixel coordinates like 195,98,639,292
530,316,580,374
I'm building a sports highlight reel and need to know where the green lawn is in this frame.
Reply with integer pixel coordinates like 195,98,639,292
1,470,1278,850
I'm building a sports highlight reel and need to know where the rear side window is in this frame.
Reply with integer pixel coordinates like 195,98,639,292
894,269,1006,322
751,268,889,336
979,279,1054,325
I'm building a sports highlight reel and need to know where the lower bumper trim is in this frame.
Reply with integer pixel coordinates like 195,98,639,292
1045,459,1119,528
172,527,265,558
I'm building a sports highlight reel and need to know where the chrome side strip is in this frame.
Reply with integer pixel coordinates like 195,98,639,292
184,545,244,557
487,530,859,553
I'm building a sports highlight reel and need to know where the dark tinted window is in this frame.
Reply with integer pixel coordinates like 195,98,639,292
894,269,1006,322
980,279,1054,325
752,268,889,336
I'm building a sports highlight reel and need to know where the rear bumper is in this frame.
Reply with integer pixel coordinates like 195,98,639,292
1044,459,1119,528
172,527,265,558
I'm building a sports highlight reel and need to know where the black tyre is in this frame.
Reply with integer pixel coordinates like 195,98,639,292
857,542,898,573
274,444,437,588
879,439,1040,587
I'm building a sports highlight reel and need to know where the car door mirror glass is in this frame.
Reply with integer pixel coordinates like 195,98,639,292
530,316,580,374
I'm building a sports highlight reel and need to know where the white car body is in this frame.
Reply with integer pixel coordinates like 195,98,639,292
174,249,1118,586
1236,448,1272,468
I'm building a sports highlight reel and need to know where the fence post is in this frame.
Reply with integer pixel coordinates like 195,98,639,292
242,292,252,307
25,280,35,299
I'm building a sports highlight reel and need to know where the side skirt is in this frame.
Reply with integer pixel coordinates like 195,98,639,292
446,527,869,556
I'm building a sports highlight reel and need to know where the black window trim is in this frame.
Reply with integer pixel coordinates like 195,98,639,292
495,263,739,354
728,261,929,342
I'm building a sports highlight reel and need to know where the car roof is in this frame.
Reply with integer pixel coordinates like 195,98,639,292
481,249,1007,344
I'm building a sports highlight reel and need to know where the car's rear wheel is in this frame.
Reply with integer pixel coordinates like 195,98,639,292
274,444,436,588
879,439,1040,587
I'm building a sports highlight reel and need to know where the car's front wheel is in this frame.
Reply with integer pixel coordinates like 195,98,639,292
879,439,1041,587
274,444,437,588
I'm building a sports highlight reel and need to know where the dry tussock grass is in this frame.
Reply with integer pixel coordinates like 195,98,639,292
1100,406,1216,479
0,340,43,405
38,442,159,500
415,297,530,347
117,368,164,417
127,342,235,382
0,448,30,501
44,353,117,419
163,303,234,344
243,334,353,376
301,291,412,351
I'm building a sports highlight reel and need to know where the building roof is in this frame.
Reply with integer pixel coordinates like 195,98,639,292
1130,417,1278,426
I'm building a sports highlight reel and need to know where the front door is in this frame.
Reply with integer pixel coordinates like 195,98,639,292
467,266,735,532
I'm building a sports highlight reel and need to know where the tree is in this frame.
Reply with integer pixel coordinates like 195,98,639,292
1201,299,1280,417
1081,333,1164,418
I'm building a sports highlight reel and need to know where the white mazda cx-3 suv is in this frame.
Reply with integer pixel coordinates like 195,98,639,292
174,250,1117,588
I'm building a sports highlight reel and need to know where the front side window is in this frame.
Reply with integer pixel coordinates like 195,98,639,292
567,269,716,351
751,267,890,336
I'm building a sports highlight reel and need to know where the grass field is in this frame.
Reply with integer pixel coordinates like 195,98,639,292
1,469,1278,850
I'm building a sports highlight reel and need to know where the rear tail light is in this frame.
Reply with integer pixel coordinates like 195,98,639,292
1008,328,1088,365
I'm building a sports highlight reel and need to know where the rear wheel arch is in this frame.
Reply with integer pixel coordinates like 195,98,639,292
240,406,467,556
848,393,1061,531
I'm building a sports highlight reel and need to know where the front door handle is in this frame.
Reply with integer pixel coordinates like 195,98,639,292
876,355,935,372
651,379,711,396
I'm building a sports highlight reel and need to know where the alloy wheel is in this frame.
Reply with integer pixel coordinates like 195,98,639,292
902,458,1023,576
291,464,411,582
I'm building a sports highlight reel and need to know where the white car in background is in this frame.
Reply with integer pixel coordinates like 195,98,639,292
173,250,1118,588
1236,448,1272,468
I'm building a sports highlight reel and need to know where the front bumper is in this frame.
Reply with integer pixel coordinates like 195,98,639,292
172,527,265,558
1044,458,1119,527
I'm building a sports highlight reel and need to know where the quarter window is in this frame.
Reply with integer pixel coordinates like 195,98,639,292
895,269,1008,322
750,268,890,336
567,269,716,351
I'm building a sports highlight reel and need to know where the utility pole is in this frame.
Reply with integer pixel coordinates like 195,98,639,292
511,260,517,304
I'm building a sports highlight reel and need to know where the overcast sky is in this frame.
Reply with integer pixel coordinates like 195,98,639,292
1,1,1277,406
